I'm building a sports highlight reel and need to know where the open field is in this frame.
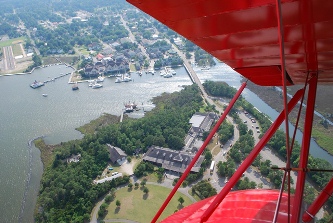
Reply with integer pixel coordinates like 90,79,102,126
12,44,22,56
0,37,26,48
103,184,194,222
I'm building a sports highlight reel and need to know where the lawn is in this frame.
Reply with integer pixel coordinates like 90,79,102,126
0,37,26,48
12,44,22,56
103,184,194,222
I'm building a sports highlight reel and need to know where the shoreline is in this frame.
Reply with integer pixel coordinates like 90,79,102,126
244,80,333,156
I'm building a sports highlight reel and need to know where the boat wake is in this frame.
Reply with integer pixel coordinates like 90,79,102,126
18,136,44,223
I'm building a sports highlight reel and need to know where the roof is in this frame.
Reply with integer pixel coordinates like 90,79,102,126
107,144,127,163
161,189,295,223
143,146,204,173
127,0,333,86
189,115,205,128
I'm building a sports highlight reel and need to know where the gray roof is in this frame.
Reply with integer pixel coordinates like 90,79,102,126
107,144,127,163
143,146,204,173
189,115,205,128
189,112,217,132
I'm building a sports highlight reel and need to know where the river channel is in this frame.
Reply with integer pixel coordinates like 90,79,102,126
0,62,331,223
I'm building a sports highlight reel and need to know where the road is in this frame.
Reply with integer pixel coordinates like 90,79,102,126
120,15,149,60
2,46,16,70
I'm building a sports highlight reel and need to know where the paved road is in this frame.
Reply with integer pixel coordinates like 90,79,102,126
3,46,15,70
120,15,149,59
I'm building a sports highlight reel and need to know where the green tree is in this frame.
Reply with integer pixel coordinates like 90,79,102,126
178,196,185,205
116,200,121,207
105,195,112,203
143,187,149,194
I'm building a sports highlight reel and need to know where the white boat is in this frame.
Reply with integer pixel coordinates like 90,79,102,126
115,77,122,83
92,83,103,89
162,67,173,78
201,66,210,70
96,76,105,82
169,68,176,75
122,74,132,82
164,72,173,78
147,69,155,74
42,94,48,97
160,70,166,76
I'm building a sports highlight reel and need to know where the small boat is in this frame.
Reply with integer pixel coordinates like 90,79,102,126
122,75,132,82
72,83,79,90
96,76,105,82
91,83,103,89
164,72,173,78
42,94,48,97
201,66,210,70
30,80,44,89
169,68,176,75
115,77,122,83
147,69,155,74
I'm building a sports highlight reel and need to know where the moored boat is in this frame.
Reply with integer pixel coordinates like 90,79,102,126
30,80,44,89
91,83,103,89
115,77,122,83
96,76,105,82
72,83,79,90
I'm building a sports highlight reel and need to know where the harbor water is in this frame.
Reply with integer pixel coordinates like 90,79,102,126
0,65,192,223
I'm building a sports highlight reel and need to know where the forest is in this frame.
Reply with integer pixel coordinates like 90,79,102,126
35,84,203,222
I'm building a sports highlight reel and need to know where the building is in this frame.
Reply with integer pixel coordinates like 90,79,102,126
143,146,204,173
67,154,81,163
107,144,127,164
189,112,218,135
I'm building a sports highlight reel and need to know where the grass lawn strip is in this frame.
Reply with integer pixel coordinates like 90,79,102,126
0,37,26,48
103,184,193,222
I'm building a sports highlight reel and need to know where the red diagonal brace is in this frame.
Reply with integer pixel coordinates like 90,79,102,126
302,177,333,222
201,88,304,222
151,82,247,223
292,75,318,222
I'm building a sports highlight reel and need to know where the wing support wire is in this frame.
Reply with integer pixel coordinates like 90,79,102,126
151,81,247,223
200,88,304,222
274,0,293,222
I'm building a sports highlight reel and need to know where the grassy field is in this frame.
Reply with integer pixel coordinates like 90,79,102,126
12,44,22,56
103,184,194,222
0,37,26,48
76,46,90,56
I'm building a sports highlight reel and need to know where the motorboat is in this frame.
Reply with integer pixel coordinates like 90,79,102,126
169,68,176,75
115,77,122,83
72,83,79,90
122,75,132,82
96,76,105,82
91,83,103,89
42,94,48,97
164,72,173,78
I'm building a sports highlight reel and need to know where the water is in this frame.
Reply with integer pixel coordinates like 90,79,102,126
193,61,333,164
1,62,332,223
0,65,192,223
